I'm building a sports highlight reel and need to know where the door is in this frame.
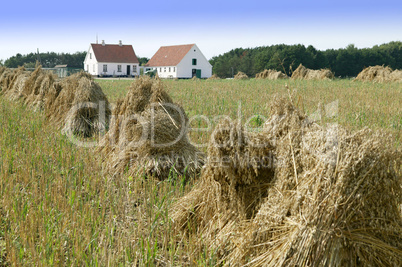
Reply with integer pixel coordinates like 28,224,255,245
127,65,131,76
196,69,201,79
192,69,196,78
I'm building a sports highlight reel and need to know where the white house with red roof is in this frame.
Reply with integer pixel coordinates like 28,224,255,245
84,40,140,77
145,44,212,79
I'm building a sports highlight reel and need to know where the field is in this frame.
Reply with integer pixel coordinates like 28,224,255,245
98,78,401,149
0,77,401,265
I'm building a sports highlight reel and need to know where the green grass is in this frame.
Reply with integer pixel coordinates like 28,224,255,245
0,77,400,266
97,78,401,149
0,97,214,266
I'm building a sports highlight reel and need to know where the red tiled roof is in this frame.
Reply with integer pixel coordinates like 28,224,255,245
145,44,195,67
91,43,139,63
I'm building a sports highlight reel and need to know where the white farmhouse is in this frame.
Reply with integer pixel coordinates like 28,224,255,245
145,44,212,79
84,40,140,77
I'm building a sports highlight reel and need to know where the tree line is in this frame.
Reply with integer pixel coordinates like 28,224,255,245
209,41,402,78
2,52,150,68
2,41,400,78
3,52,87,68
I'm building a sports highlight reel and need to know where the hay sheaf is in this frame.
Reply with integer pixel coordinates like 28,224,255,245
98,76,204,180
0,67,28,99
207,74,221,80
231,126,401,266
291,64,334,80
171,96,402,266
256,69,288,80
170,119,275,259
23,65,57,111
46,71,111,137
234,71,248,80
355,65,402,83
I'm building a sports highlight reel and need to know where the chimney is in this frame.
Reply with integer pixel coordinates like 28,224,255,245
119,40,122,47
102,40,105,46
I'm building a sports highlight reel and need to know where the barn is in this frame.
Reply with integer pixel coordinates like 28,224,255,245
83,40,140,77
145,44,212,79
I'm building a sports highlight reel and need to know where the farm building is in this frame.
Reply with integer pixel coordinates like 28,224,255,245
53,65,82,78
145,44,212,79
83,40,140,77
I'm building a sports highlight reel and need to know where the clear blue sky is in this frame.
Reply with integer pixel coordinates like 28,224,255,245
1,0,401,62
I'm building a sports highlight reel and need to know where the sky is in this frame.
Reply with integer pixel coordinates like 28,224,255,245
1,0,401,62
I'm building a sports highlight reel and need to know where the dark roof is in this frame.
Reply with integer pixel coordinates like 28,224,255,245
91,43,139,63
145,44,195,67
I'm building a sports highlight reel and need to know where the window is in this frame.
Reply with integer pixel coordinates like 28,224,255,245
103,64,107,72
133,65,137,73
192,58,197,65
173,67,175,72
117,65,122,72
169,67,171,72
160,68,162,72
164,67,166,72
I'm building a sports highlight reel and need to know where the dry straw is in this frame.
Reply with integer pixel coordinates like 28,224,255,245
207,74,221,80
256,69,288,80
46,71,111,137
23,65,57,111
0,66,29,100
234,71,249,80
355,65,402,83
291,64,334,80
171,95,402,266
98,76,204,180
170,118,276,260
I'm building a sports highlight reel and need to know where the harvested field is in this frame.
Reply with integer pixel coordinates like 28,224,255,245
1,69,401,266
256,69,288,79
171,96,402,266
98,76,204,179
292,64,334,80
355,65,402,82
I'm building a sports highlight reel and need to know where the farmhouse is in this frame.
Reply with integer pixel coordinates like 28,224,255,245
84,40,140,77
145,44,212,79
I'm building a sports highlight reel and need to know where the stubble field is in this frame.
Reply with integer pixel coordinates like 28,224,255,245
0,77,401,266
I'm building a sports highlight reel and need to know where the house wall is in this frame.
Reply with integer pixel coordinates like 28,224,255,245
83,46,98,75
95,62,140,76
83,45,140,76
177,44,212,78
155,66,177,78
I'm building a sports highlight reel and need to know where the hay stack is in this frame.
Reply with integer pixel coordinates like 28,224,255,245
207,74,220,80
98,76,204,179
0,67,13,91
255,69,288,80
171,96,402,266
233,71,248,80
23,65,57,111
170,119,275,259
291,64,334,80
232,126,401,266
355,65,402,82
1,67,30,100
46,71,111,137
389,69,402,82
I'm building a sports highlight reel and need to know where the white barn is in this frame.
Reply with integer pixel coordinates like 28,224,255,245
84,41,140,77
145,44,212,79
